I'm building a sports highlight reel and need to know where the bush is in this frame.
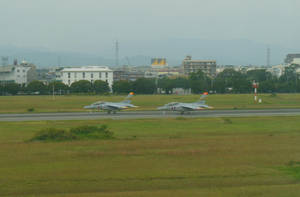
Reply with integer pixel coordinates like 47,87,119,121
27,108,35,112
29,125,113,142
30,128,76,142
70,125,114,139
222,118,233,124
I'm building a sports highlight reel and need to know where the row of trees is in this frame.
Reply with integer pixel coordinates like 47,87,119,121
0,80,109,95
0,78,156,95
1,64,300,95
157,64,300,94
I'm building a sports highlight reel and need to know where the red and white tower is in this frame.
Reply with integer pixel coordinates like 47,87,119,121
252,81,259,102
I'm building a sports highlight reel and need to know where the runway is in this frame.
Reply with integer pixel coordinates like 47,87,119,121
1,109,300,122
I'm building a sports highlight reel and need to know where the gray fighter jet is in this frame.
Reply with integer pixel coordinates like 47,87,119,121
84,92,137,114
157,92,213,114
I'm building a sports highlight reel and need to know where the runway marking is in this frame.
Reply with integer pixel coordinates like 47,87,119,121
1,109,300,121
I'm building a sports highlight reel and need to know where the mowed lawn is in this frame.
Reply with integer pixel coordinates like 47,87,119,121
0,117,300,196
1,93,300,113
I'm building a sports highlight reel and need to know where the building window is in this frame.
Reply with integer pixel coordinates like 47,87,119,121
83,72,85,78
105,72,108,78
99,72,101,78
91,73,93,78
68,80,71,85
17,69,20,73
75,73,77,78
23,70,25,73
68,73,71,78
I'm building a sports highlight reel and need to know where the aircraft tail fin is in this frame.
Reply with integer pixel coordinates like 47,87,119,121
196,100,206,105
194,92,208,104
121,92,134,103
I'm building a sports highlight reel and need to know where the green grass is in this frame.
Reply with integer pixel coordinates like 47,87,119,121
1,116,300,196
1,93,300,113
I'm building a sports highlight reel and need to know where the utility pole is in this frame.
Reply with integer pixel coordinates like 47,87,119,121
252,81,259,102
52,82,55,100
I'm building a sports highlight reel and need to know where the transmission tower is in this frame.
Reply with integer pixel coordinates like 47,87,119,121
267,47,270,67
115,40,119,67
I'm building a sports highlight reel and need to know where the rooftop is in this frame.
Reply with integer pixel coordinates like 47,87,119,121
183,60,216,63
61,66,112,72
0,65,14,73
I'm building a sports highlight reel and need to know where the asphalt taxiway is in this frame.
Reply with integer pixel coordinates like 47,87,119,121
1,109,300,122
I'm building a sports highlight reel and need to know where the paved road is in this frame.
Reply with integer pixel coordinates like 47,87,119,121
1,109,300,122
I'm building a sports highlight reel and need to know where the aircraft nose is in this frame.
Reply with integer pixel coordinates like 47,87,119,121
84,105,93,109
157,106,165,110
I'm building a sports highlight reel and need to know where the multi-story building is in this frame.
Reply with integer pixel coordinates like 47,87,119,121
0,60,37,85
151,58,168,69
284,53,300,64
113,70,145,81
59,66,113,88
285,54,300,64
182,56,216,77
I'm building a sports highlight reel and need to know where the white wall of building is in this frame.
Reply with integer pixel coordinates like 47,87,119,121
60,66,113,88
0,65,32,85
292,58,300,65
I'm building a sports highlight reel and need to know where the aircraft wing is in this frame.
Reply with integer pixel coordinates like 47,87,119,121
180,104,201,110
104,103,128,110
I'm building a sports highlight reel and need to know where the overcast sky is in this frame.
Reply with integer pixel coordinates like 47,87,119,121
0,0,299,57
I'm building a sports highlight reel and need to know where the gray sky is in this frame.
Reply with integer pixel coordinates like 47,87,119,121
0,0,299,57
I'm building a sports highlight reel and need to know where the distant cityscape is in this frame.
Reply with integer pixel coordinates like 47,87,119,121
0,53,300,90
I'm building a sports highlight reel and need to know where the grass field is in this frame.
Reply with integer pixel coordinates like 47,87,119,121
1,93,300,113
1,116,300,196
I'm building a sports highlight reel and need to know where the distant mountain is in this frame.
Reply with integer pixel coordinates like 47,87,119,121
0,39,297,67
0,45,114,67
119,39,295,66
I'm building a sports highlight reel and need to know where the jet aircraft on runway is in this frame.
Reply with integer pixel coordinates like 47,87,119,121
84,92,137,114
157,92,213,114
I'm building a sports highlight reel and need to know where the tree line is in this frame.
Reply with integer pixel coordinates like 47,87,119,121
1,64,300,95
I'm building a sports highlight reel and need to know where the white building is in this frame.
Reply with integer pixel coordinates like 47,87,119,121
0,61,36,85
267,64,287,78
292,58,300,65
59,66,113,88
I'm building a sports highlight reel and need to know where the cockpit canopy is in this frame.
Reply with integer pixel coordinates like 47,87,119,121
165,102,179,107
92,101,105,105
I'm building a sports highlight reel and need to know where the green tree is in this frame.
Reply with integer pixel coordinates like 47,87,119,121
70,80,92,93
132,78,156,94
4,83,20,95
157,77,175,94
214,69,251,93
173,77,190,89
112,80,133,94
189,70,211,93
246,69,272,82
48,81,69,94
93,80,110,94
0,82,20,95
26,80,47,94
